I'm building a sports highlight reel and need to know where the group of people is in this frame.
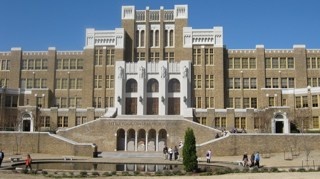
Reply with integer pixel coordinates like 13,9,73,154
242,151,260,168
0,149,32,170
163,141,183,161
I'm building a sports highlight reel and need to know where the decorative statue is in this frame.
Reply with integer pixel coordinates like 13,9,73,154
183,66,188,78
161,66,167,78
118,66,124,79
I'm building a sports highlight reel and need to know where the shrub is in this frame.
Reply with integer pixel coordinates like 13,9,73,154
214,168,232,175
297,168,306,172
182,128,198,172
260,167,269,173
308,168,315,172
102,172,112,176
289,168,296,172
172,170,183,176
92,171,100,176
232,168,241,173
155,171,163,176
242,168,250,173
121,171,130,176
163,170,173,176
269,167,279,172
41,171,48,175
68,171,74,176
79,171,88,177
133,171,140,176
251,167,259,173
111,171,117,175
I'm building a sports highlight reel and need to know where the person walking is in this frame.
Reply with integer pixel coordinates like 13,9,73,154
163,146,168,160
25,154,32,171
254,151,260,168
168,147,173,161
242,152,249,167
206,149,212,163
0,149,4,168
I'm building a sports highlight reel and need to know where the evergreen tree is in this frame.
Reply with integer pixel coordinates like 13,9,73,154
182,128,198,172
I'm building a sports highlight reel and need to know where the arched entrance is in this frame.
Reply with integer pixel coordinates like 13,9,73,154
158,129,167,151
272,112,290,133
21,113,34,132
127,129,135,151
137,129,146,151
148,129,156,151
116,129,125,151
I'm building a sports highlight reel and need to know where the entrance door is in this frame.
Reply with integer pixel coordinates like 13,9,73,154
168,98,180,115
147,98,158,115
275,121,284,133
23,120,31,131
125,98,137,115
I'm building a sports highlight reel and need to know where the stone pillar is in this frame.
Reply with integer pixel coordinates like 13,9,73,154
135,130,138,151
156,131,159,151
145,132,148,151
124,130,128,151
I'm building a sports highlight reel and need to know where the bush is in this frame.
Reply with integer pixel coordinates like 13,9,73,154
260,167,269,173
289,168,296,172
242,168,250,173
214,168,232,175
102,172,112,176
111,171,117,175
297,168,306,172
121,171,130,176
269,167,279,172
41,171,48,175
79,171,88,177
308,168,316,172
172,170,184,176
155,171,163,176
68,171,74,176
163,170,173,176
232,168,241,173
251,167,260,173
92,171,100,176
133,171,140,176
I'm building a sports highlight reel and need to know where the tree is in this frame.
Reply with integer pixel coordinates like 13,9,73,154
182,128,198,172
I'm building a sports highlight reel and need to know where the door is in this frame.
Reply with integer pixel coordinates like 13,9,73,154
125,98,137,115
168,98,180,115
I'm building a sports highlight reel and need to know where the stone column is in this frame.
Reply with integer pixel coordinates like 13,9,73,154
156,131,159,151
124,130,128,151
145,132,148,151
135,130,138,151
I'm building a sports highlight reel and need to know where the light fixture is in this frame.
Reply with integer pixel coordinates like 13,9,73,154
161,96,165,102
117,96,121,102
139,96,143,102
183,96,187,102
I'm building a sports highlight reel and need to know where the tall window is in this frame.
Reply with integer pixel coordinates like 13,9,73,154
106,49,114,65
194,75,201,89
169,30,174,46
192,49,201,65
94,75,102,89
205,48,214,65
149,52,160,62
165,52,174,62
106,75,114,89
94,49,103,65
205,75,214,89
155,30,159,46
0,59,10,70
140,30,145,47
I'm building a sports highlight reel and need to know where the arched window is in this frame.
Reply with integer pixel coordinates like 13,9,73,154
126,79,138,92
150,30,154,47
147,79,159,92
169,30,174,46
140,30,145,47
164,30,168,47
155,30,159,46
168,79,180,92
136,30,140,47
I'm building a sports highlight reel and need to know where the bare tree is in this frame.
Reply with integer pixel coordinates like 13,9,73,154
256,107,274,133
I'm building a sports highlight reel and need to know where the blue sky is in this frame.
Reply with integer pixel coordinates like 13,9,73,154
1,0,320,51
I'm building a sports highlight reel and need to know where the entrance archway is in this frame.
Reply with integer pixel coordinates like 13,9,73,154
137,129,146,151
158,129,167,151
127,129,135,151
148,129,156,151
116,129,125,151
21,113,34,132
272,112,290,133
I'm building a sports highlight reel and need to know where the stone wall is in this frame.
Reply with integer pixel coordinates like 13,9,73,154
0,132,95,157
197,133,320,156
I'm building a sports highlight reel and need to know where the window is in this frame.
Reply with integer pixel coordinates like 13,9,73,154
266,78,271,88
205,97,214,108
234,58,240,69
61,78,68,89
70,79,76,89
313,116,319,129
243,78,249,89
61,98,67,108
149,52,160,62
302,96,308,107
194,75,201,89
106,75,114,89
105,97,114,107
147,79,159,92
280,57,286,68
70,59,76,69
76,98,82,108
287,57,294,68
235,98,241,108
28,59,34,70
94,49,103,65
77,59,83,69
94,75,102,89
168,79,180,92
126,79,138,92
295,96,301,108
165,52,174,62
312,95,318,107
150,30,154,47
251,98,257,108
40,116,50,127
76,116,87,126
235,117,245,129
196,97,202,108
205,75,214,89
268,97,275,107
242,58,248,69
62,59,69,69
0,59,10,70
205,48,214,65
106,49,114,65
265,58,271,69
288,78,295,88
58,116,68,127
169,30,174,46
234,78,240,89
77,79,82,89
243,98,250,108
137,52,145,61
35,59,41,69
155,30,159,46
140,30,145,47
251,78,257,89
228,98,234,108
272,57,279,68
272,78,279,88
281,78,288,88
228,58,233,69
93,97,102,108
249,58,256,69
192,49,201,65
228,78,234,89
